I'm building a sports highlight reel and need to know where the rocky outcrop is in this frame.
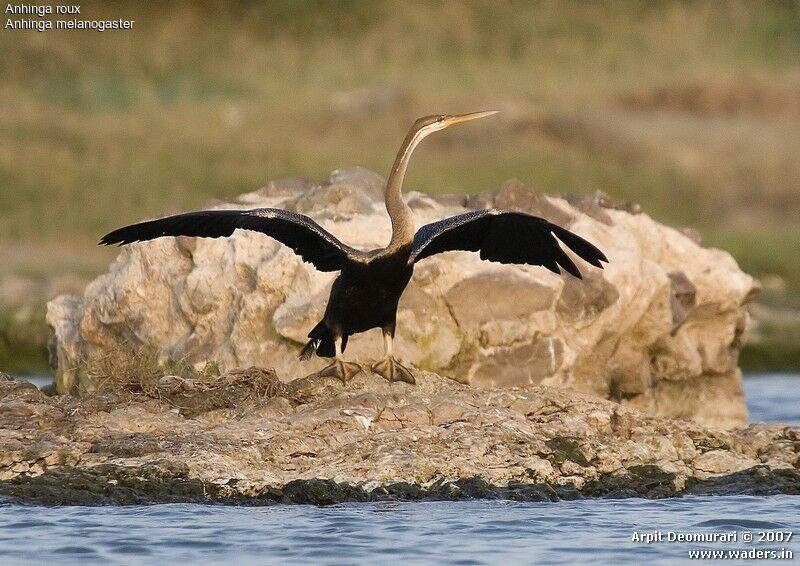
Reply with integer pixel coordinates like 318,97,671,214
46,168,757,428
0,373,796,505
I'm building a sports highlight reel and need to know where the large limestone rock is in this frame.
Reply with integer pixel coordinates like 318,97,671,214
47,168,757,428
0,372,796,505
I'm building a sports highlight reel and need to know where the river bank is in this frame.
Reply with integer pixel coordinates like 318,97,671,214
1,370,798,505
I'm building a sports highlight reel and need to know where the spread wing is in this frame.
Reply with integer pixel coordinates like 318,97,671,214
409,210,607,278
100,208,364,272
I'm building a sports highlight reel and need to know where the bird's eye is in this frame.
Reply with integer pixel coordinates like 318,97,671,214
437,115,446,122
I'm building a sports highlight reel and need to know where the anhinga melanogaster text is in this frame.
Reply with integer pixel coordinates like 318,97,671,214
101,111,608,384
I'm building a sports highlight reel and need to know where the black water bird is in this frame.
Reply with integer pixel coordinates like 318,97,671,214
101,111,608,384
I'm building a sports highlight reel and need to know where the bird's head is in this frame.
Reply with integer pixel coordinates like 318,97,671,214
413,110,500,137
388,110,501,202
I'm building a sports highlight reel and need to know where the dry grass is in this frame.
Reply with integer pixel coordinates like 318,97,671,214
86,342,220,396
85,342,282,415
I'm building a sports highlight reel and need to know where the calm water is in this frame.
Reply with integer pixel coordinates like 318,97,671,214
1,497,798,565
744,373,800,425
1,373,797,565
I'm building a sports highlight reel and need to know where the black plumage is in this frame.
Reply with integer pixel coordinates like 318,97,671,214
101,207,606,353
409,210,607,276
100,111,609,384
100,208,363,272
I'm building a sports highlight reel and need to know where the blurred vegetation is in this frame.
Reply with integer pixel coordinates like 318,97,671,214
0,0,798,372
0,304,51,374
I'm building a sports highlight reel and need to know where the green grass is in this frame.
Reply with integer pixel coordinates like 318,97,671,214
741,342,800,374
2,2,798,245
0,305,50,375
706,228,800,292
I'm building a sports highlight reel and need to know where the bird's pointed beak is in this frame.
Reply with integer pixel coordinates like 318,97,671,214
442,110,500,128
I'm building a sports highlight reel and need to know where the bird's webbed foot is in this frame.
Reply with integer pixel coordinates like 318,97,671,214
371,356,416,384
316,359,362,383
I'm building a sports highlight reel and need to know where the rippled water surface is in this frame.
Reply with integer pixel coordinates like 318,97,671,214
744,373,800,425
1,497,798,565
1,373,797,565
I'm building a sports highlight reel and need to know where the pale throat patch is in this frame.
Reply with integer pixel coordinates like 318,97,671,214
398,123,443,170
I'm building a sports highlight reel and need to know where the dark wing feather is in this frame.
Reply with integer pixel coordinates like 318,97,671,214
99,208,363,272
409,210,607,278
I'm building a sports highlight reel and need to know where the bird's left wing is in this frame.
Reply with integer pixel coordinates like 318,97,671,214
409,209,607,278
100,208,365,272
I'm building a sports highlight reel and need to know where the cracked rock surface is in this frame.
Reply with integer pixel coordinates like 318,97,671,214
0,372,796,505
47,168,757,428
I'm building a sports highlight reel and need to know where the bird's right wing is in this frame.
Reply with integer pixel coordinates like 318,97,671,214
409,209,607,278
100,208,364,272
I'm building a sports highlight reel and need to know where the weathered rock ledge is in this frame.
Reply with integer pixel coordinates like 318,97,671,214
47,169,758,429
1,372,796,505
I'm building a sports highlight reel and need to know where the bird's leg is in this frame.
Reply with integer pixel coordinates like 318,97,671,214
316,336,361,383
371,329,415,384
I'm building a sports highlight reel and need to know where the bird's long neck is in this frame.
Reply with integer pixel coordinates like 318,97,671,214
385,126,428,251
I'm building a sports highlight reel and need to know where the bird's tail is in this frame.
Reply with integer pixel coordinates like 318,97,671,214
300,321,337,360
